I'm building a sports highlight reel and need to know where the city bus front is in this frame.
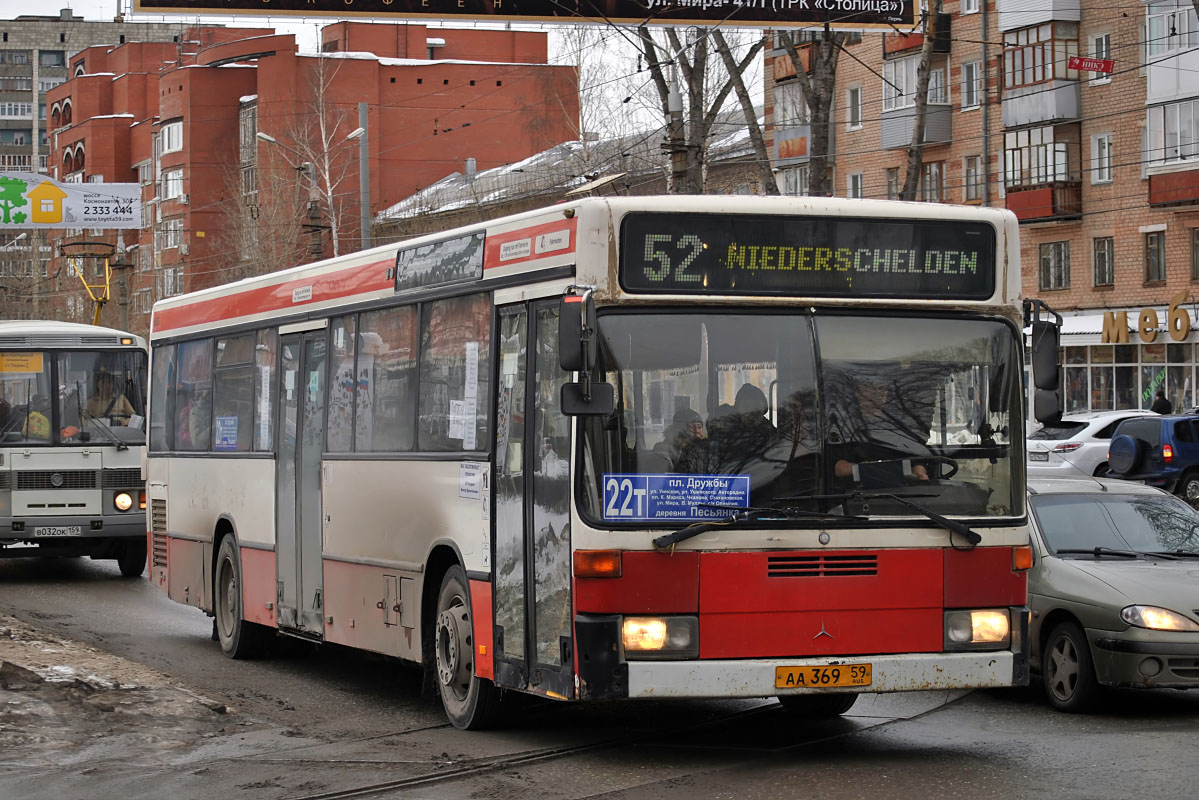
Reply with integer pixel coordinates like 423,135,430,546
0,325,148,576
566,203,1031,707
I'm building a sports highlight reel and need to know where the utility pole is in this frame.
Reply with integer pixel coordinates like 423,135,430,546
114,231,130,331
358,102,371,249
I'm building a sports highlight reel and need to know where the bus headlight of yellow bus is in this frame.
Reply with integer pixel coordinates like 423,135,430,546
944,609,1010,650
113,492,134,512
622,616,699,659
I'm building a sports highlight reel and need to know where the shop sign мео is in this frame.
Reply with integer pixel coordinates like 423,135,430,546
1101,291,1192,344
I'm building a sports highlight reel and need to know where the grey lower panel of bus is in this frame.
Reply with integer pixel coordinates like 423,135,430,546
1,514,145,540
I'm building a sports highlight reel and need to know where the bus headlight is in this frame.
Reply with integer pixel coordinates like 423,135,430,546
944,609,1010,650
621,616,699,660
113,492,134,512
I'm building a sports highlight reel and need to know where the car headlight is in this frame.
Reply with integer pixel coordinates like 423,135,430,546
1121,605,1199,631
113,492,133,512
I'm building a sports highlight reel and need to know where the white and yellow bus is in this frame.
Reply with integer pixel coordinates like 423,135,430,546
0,320,148,576
148,196,1038,728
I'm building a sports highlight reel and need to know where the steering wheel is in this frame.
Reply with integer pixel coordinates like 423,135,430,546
920,455,959,480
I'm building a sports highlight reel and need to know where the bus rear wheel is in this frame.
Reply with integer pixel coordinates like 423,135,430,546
215,536,269,659
117,538,146,578
434,565,500,730
777,693,858,718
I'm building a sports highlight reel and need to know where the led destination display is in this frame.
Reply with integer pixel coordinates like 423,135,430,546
620,212,996,300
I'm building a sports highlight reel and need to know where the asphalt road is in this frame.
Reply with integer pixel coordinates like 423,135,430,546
2,556,1199,800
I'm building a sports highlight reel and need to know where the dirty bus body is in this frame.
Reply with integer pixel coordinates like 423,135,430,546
0,321,149,577
146,196,1031,728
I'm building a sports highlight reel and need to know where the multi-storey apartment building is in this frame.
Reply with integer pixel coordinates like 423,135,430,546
766,0,1199,414
41,21,579,335
0,8,186,319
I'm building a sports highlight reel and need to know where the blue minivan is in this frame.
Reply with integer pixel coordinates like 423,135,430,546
1107,415,1199,501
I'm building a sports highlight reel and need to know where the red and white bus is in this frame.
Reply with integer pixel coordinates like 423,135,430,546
148,196,1035,728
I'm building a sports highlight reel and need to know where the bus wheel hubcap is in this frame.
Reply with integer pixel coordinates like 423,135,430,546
436,609,461,687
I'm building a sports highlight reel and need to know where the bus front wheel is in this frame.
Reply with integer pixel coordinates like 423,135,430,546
215,536,269,659
117,538,146,578
434,565,500,730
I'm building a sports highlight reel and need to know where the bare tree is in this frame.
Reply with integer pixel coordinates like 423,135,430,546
778,29,846,198
714,30,779,195
639,25,766,194
900,2,942,201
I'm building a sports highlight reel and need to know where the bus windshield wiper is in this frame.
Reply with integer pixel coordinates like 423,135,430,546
1053,547,1140,559
867,492,982,546
1145,550,1199,559
652,504,868,549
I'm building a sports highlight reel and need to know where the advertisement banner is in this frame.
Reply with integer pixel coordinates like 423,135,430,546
0,172,141,230
132,0,915,30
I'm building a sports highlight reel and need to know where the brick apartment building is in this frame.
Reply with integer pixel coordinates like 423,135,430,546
766,0,1199,414
0,8,186,319
41,20,579,336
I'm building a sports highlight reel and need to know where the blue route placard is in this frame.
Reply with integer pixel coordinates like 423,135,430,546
602,474,750,522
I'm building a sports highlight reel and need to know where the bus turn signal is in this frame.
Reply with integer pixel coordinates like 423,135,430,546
574,550,621,578
1013,545,1033,571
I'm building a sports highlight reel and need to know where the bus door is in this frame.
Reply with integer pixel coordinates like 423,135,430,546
492,301,574,698
276,331,327,637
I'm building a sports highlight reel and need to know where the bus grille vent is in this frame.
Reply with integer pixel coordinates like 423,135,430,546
151,499,168,569
767,554,878,578
102,468,143,488
0,472,9,490
17,470,97,490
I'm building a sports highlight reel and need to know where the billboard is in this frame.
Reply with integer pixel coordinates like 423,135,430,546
0,173,141,230
132,0,914,30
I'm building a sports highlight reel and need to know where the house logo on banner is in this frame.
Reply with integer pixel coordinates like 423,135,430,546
0,172,140,229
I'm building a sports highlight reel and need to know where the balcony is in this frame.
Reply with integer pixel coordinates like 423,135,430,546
880,105,952,150
772,44,811,81
1149,168,1199,207
1005,182,1082,222
1002,80,1080,128
997,0,1080,33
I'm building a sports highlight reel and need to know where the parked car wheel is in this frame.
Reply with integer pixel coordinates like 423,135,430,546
1178,470,1199,504
1043,621,1099,713
1092,462,1109,477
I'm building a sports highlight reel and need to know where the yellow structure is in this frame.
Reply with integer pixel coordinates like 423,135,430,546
28,181,67,224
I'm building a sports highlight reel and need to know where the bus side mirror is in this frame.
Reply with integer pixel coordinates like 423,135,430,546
559,289,614,416
1029,319,1061,425
559,292,597,373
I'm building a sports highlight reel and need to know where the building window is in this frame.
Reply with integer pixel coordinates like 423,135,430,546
886,167,901,199
137,162,153,186
241,165,257,198
1090,33,1112,85
963,155,983,203
160,168,183,200
847,86,862,130
1003,23,1080,89
779,165,809,196
1146,99,1199,166
848,172,863,198
1039,241,1071,290
156,218,184,251
883,57,947,111
239,104,257,163
1193,228,1199,280
1145,230,1167,282
158,266,184,298
1091,133,1113,183
39,50,65,67
961,60,982,110
1147,1,1199,57
1093,237,1114,286
919,161,944,202
1004,126,1074,188
963,0,979,12
774,81,809,126
160,120,183,155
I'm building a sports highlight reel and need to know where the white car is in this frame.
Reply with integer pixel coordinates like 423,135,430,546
1027,410,1158,478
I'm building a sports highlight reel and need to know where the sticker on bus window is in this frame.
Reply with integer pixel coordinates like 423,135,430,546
214,416,238,450
602,474,750,522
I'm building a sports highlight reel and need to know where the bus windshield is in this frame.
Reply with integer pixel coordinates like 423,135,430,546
0,350,147,446
578,311,1022,525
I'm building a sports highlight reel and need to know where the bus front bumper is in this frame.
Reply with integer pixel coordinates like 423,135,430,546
2,514,147,542
623,651,1019,699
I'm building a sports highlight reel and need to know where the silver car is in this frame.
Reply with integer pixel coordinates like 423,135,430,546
1027,410,1157,478
1027,477,1199,711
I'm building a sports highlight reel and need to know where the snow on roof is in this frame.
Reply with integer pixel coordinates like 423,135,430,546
380,109,761,222
301,51,540,68
90,114,135,120
240,95,258,104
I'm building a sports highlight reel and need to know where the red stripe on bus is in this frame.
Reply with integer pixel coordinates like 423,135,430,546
943,546,1027,607
484,217,577,270
470,580,494,681
241,547,279,629
574,551,699,613
152,258,394,334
